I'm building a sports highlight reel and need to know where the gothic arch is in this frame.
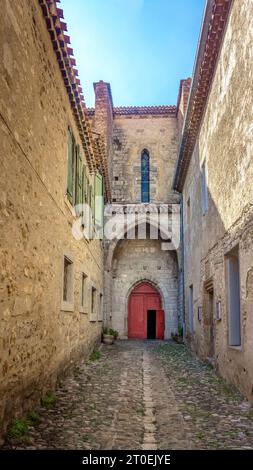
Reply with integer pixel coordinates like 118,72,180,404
105,220,180,271
126,278,165,310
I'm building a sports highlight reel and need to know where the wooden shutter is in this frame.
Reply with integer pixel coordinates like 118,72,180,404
76,145,83,208
67,129,74,203
89,184,94,239
95,173,104,229
82,165,87,204
81,166,87,227
91,183,95,223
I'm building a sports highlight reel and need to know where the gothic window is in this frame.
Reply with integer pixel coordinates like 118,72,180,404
141,150,150,203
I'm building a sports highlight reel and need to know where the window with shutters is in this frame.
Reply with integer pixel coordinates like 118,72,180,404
95,173,104,235
89,183,94,239
141,149,150,203
226,246,241,347
75,145,83,213
67,128,75,203
66,128,86,214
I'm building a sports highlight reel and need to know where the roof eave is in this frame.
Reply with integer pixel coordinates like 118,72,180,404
173,0,233,193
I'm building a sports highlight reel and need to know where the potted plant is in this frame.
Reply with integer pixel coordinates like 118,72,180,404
102,327,114,345
110,328,119,341
171,325,184,344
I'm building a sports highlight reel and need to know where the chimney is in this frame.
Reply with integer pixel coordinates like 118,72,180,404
93,81,113,156
176,78,191,132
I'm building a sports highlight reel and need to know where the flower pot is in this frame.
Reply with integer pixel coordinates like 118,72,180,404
103,334,114,345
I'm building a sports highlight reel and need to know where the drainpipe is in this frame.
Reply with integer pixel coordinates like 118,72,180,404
180,196,186,340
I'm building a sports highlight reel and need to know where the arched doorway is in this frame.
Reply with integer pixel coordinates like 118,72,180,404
128,282,164,339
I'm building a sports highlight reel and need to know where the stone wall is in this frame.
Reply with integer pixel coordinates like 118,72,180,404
111,114,180,204
111,239,179,339
182,0,253,399
0,0,103,437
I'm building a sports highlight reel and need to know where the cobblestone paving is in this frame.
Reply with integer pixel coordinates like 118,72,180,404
4,341,253,450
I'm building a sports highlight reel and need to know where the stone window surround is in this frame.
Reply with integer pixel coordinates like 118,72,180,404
61,251,75,312
89,284,98,322
225,244,243,351
98,293,103,322
80,269,89,314
188,284,194,333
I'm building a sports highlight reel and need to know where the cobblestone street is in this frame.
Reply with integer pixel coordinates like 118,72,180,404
5,341,253,450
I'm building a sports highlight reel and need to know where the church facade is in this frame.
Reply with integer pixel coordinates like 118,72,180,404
88,80,191,340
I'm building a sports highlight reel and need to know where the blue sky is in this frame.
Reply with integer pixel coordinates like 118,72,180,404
61,0,205,107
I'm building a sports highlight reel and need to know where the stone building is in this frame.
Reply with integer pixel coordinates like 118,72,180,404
0,0,110,437
173,0,253,400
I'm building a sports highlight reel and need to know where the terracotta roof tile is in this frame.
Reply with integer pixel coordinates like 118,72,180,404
38,0,111,200
87,105,176,118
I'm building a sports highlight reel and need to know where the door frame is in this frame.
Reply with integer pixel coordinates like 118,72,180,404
127,281,164,339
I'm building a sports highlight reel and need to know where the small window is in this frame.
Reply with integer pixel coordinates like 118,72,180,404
201,161,208,214
98,293,103,322
62,255,74,311
91,287,97,314
80,272,88,313
226,247,241,346
89,286,97,322
114,176,119,181
216,300,222,321
188,285,194,333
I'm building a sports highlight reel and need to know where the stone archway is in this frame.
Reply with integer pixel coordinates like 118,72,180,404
128,281,164,339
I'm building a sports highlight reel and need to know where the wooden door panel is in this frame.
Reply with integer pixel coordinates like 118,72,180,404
156,309,165,339
146,294,161,310
128,283,163,340
128,294,146,339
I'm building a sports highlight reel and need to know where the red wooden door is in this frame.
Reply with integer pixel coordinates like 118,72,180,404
128,282,162,339
156,310,165,339
128,293,146,339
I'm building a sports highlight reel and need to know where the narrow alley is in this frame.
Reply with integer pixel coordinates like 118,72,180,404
5,341,253,450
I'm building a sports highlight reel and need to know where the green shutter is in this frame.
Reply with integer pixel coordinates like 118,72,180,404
91,183,95,223
82,165,87,204
95,173,104,230
76,145,83,206
67,129,73,203
89,184,94,239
